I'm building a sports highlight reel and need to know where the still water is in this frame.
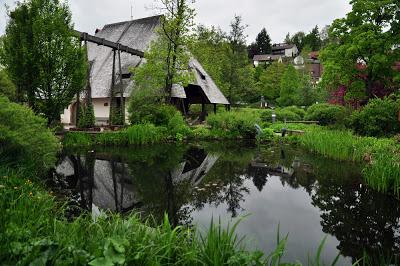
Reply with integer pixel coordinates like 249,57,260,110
55,141,400,265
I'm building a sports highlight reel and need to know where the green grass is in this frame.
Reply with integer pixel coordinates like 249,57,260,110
296,127,400,197
0,167,266,265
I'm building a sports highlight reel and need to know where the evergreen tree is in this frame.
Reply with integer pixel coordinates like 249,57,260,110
305,25,322,51
255,28,272,54
226,15,251,104
277,64,302,106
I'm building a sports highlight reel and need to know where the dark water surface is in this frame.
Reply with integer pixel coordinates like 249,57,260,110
55,142,400,265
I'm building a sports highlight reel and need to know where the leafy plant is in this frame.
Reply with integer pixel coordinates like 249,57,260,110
305,103,348,126
350,97,400,137
207,110,260,139
0,96,59,175
78,102,96,129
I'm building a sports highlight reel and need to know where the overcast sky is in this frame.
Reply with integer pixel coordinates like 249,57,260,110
0,0,351,43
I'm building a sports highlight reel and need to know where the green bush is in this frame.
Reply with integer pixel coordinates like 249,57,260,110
276,109,301,121
281,106,305,119
305,103,348,125
167,113,191,138
350,97,400,137
78,102,96,128
207,110,260,138
0,96,59,174
129,103,178,126
260,108,301,122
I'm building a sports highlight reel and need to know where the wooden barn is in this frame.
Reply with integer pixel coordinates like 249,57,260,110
61,15,229,126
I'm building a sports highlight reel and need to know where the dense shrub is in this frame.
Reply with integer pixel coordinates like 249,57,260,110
0,96,59,174
305,103,348,125
260,108,301,122
207,110,260,138
78,102,96,128
281,106,306,119
0,69,16,101
129,104,177,126
276,109,301,121
167,113,191,138
350,97,400,137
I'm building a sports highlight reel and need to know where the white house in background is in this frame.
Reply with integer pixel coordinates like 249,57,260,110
253,43,298,67
61,15,229,126
272,43,299,57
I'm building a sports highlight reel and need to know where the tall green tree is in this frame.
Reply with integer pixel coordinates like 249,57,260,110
304,25,322,51
129,0,194,116
257,62,286,104
320,0,400,101
190,25,230,95
248,28,272,59
158,0,195,102
277,64,302,106
1,0,87,125
226,15,253,103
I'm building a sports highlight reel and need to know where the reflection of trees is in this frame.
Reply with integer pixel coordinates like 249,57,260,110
250,145,400,263
191,142,256,218
312,173,400,263
59,142,400,263
278,150,400,263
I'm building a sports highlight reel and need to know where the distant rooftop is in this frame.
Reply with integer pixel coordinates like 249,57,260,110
253,54,282,61
272,43,296,50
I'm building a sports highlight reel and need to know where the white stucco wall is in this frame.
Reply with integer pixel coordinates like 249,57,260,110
61,105,72,124
285,46,299,57
92,98,110,119
61,97,130,126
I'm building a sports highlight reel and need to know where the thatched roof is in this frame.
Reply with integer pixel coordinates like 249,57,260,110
88,15,161,98
87,15,229,105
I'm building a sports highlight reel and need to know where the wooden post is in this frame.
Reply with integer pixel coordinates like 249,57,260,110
76,92,80,126
109,49,116,125
213,104,217,114
118,49,124,125
181,98,187,117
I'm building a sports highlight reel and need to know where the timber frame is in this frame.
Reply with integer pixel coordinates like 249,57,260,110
74,30,145,126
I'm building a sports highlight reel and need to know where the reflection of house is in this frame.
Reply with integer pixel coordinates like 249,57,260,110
253,43,298,67
172,148,219,186
61,15,229,126
56,148,219,214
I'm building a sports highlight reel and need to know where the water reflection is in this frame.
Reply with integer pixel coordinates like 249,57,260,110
56,142,400,264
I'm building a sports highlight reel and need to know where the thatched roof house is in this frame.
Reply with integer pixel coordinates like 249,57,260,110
61,15,229,126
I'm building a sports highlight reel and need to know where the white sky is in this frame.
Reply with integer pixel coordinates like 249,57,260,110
0,0,352,43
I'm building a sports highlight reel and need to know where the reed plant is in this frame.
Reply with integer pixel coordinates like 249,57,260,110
299,127,400,197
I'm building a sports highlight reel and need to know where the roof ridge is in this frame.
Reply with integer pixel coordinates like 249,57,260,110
102,15,162,29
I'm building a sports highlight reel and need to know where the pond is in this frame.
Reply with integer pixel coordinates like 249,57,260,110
55,141,400,265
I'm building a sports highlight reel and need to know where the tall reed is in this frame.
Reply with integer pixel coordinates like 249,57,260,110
299,127,400,197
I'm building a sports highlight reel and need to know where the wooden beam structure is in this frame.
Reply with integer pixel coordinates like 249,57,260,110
74,30,145,58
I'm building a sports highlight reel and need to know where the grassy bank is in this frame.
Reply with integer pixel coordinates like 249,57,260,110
278,125,400,197
0,168,269,265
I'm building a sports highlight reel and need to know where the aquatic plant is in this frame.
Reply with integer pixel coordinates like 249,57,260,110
64,132,93,147
299,127,400,197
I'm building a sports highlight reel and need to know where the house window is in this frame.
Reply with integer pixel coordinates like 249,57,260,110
104,102,109,107
122,73,132,79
